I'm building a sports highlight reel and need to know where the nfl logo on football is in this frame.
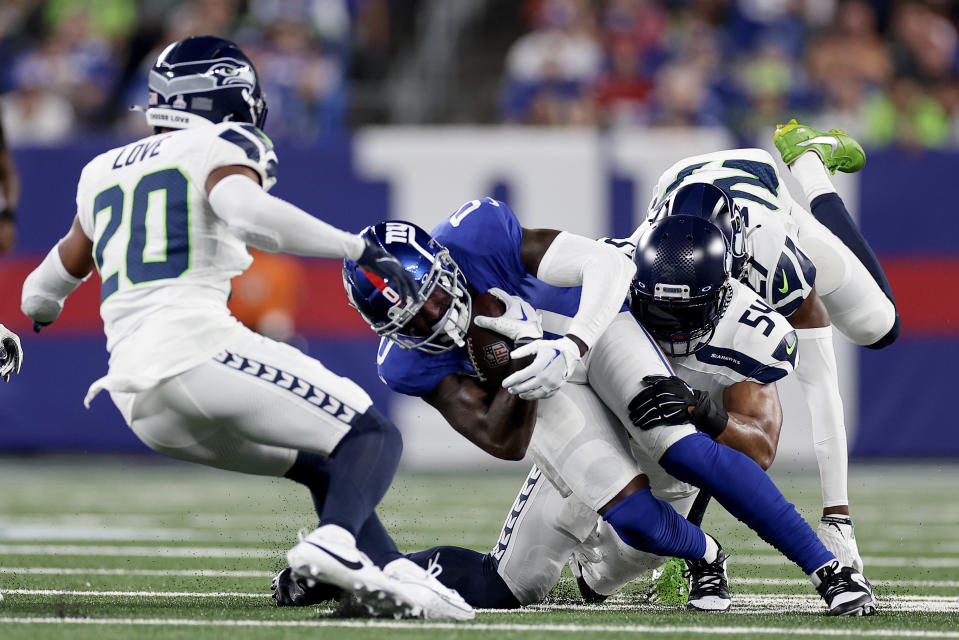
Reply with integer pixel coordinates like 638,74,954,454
483,341,510,368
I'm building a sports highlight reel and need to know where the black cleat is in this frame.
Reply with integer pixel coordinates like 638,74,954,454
813,560,878,617
271,567,343,607
685,547,731,612
569,556,609,604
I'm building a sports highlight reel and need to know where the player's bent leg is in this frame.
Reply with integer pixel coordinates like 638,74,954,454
791,193,898,348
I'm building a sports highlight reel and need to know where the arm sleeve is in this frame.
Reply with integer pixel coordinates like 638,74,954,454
208,174,365,260
21,244,88,323
535,231,636,349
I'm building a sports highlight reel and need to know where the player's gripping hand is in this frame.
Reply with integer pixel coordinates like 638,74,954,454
502,336,581,400
356,236,420,305
472,288,543,343
629,375,727,437
0,324,23,383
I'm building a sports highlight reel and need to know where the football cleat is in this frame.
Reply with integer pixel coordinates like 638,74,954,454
774,119,866,174
383,556,475,620
271,567,343,607
649,557,689,606
568,555,609,604
286,524,420,618
684,547,731,612
812,559,877,617
817,515,864,572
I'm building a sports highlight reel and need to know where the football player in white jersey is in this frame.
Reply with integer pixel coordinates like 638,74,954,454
376,215,875,616
0,324,22,382
19,35,472,621
616,134,896,580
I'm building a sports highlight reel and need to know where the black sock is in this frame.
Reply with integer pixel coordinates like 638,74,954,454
406,546,521,609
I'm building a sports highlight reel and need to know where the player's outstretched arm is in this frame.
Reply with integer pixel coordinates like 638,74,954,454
21,216,93,331
424,373,536,461
502,229,636,400
207,166,417,302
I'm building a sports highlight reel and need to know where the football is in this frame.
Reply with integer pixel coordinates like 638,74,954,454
466,291,534,390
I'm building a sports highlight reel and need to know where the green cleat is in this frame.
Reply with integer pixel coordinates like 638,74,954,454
773,119,866,174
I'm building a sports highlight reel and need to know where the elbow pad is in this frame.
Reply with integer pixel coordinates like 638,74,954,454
21,245,86,323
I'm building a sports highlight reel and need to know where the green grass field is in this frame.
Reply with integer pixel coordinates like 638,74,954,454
1,458,957,639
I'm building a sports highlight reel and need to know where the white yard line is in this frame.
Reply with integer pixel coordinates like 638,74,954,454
1,617,959,637
3,568,958,588
2,590,958,613
0,568,273,578
0,545,278,558
8,544,956,569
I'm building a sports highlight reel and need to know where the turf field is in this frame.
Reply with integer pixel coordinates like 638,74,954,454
0,458,957,639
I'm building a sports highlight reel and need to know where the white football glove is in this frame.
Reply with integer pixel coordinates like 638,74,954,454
502,335,582,400
817,515,863,572
472,288,543,343
0,324,23,383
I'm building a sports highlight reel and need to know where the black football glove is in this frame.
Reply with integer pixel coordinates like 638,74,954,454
356,237,419,305
628,375,728,438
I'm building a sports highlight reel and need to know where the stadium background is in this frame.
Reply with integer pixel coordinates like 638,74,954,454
0,0,955,466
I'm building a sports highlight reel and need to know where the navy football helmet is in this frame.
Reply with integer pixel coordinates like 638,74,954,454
142,35,267,130
651,182,747,281
343,221,472,354
630,215,732,357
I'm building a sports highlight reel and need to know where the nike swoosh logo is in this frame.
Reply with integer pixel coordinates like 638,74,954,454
797,136,838,154
778,268,789,294
306,542,364,570
519,307,528,322
785,335,797,356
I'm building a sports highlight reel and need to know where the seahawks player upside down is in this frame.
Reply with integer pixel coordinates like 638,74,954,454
616,124,897,599
277,198,877,616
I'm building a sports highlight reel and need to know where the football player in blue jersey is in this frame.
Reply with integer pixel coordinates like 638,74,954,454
330,198,875,616
0,324,22,382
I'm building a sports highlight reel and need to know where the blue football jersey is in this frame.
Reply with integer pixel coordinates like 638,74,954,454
377,198,583,397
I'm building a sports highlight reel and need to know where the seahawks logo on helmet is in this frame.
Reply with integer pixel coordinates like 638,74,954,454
140,36,268,130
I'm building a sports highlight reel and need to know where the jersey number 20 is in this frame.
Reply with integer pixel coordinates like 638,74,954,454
92,168,190,302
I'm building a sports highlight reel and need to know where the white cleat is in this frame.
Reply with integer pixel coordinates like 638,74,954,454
818,515,863,572
383,556,475,620
286,524,420,618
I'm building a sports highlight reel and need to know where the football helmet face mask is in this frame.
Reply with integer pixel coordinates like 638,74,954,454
651,182,747,281
630,215,732,357
343,221,472,354
141,35,268,130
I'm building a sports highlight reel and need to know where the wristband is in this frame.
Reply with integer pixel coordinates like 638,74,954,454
690,389,728,439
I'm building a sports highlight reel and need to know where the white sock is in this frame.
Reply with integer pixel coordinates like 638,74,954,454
809,559,838,584
789,152,837,203
794,326,849,509
702,533,720,564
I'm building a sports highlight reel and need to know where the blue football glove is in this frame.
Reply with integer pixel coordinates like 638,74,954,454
356,237,419,305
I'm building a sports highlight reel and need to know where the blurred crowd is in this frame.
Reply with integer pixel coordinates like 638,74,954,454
502,0,959,148
0,0,384,145
2,0,959,149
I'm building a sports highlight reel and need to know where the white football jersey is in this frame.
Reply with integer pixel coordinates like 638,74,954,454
75,121,278,399
620,148,817,317
667,279,798,403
